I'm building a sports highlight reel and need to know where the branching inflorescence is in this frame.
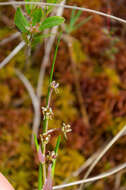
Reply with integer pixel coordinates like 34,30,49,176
35,35,72,190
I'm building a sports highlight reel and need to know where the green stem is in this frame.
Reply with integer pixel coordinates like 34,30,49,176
52,135,61,177
38,33,62,190
38,164,42,190
46,33,62,108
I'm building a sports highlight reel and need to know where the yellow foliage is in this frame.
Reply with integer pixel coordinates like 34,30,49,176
71,39,88,64
0,84,12,105
0,28,15,40
0,65,15,80
55,148,85,185
104,67,120,85
108,117,126,135
0,124,37,190
9,50,26,66
104,67,120,95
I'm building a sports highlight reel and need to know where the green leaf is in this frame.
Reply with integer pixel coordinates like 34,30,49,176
31,8,42,26
39,16,65,31
14,8,30,33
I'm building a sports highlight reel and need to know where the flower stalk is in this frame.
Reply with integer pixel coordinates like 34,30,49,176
38,34,61,190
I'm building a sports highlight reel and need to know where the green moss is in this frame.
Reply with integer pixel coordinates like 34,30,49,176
55,148,84,185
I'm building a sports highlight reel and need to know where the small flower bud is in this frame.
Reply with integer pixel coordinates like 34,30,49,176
40,133,51,145
62,123,72,139
50,81,59,94
47,151,57,163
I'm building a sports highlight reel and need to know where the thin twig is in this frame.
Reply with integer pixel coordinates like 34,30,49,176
0,2,126,24
52,162,126,189
8,0,16,10
79,125,126,190
0,32,20,46
73,141,109,177
114,169,126,190
60,139,109,189
15,69,40,145
61,145,105,187
114,172,122,190
0,41,25,69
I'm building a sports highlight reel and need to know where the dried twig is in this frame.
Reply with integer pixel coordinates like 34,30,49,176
114,172,122,190
61,143,106,186
79,125,126,190
53,162,126,189
0,32,20,46
0,41,25,69
114,169,126,190
0,2,126,24
15,69,40,145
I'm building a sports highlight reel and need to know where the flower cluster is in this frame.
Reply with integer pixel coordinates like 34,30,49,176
50,81,59,94
62,123,72,139
40,133,51,145
41,107,53,120
47,151,57,163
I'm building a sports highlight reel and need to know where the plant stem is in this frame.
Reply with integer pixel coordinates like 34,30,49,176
38,164,42,190
52,135,61,177
38,34,61,190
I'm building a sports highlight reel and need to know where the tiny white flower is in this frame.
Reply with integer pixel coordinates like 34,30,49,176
40,133,51,144
41,107,53,120
50,81,59,93
62,123,72,139
47,151,57,163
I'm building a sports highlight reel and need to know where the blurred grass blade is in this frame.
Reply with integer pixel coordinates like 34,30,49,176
70,9,75,27
52,135,61,177
74,15,93,30
70,10,82,28
34,134,39,152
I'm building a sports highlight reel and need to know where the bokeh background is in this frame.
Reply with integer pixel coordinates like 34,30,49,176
0,0,126,189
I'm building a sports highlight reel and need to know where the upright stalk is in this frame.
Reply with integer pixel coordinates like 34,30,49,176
38,34,61,190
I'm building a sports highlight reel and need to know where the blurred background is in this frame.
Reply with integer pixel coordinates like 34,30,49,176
0,0,126,189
